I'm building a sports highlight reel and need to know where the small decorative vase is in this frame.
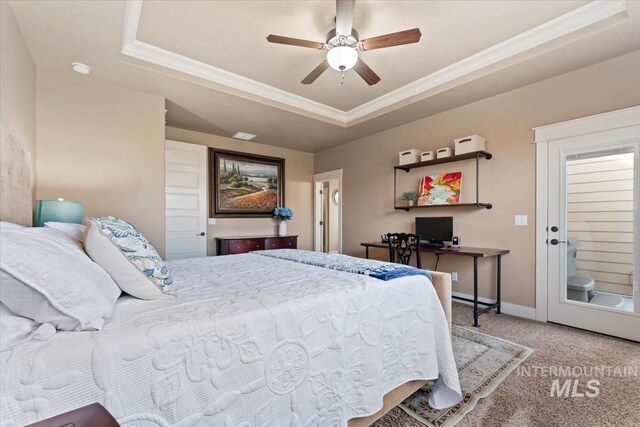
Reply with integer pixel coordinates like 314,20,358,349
407,200,417,207
278,220,288,236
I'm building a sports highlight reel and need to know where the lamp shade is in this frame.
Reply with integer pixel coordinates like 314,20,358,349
34,199,84,227
327,46,358,71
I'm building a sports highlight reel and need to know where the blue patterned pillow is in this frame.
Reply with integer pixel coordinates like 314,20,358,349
84,217,174,299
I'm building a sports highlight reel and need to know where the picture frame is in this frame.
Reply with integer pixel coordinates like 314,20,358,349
209,149,285,218
417,171,463,206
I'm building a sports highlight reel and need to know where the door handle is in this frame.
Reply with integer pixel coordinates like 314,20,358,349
549,239,566,245
196,232,205,237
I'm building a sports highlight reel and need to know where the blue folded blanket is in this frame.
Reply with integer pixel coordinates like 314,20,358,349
252,249,432,282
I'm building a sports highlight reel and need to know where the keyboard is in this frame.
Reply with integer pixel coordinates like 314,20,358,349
420,242,444,249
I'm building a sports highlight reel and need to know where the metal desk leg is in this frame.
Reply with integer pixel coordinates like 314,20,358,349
473,256,479,327
496,255,502,314
365,246,369,259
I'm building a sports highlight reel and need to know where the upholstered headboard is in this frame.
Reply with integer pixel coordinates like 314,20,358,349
0,123,32,226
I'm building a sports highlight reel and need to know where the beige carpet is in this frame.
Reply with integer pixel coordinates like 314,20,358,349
374,303,640,427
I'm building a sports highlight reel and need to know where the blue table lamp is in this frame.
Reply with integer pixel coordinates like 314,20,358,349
34,199,84,227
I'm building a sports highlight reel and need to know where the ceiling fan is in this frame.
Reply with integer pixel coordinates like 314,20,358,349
266,0,421,86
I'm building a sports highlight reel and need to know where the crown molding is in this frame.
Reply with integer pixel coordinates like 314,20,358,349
122,0,142,48
121,0,628,127
121,0,346,126
346,0,628,124
121,39,347,125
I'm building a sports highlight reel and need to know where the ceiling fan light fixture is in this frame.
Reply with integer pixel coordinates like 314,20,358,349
326,46,358,71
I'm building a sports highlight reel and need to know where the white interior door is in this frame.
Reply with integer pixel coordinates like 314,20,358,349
165,140,207,260
313,170,343,253
547,129,640,341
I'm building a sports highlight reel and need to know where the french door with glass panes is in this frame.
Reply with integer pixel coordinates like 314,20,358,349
546,123,639,341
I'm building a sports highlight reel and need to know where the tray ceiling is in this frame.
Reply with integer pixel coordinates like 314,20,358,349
123,0,629,126
136,0,588,111
8,0,640,152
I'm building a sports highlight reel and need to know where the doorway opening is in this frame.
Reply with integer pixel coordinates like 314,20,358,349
314,170,343,253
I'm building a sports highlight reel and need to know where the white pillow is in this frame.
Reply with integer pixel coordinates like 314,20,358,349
0,302,56,352
0,221,25,230
0,227,121,331
45,221,86,242
0,269,78,330
84,217,174,300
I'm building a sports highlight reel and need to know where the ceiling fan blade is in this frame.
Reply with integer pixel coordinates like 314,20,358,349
359,28,422,51
336,0,355,36
301,60,330,84
267,35,325,49
353,58,380,86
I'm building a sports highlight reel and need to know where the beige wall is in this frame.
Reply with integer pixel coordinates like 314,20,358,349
1,1,36,201
33,72,312,259
36,71,166,255
314,50,640,308
166,127,314,255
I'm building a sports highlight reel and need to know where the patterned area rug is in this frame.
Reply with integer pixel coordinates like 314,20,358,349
399,326,533,426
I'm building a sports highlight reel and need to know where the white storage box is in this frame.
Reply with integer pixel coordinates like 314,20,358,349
436,147,453,159
420,151,435,161
454,135,486,155
398,149,421,165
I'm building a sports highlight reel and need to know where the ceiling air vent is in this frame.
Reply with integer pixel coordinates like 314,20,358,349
232,132,257,141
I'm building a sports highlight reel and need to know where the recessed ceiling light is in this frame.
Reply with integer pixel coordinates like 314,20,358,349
232,132,257,141
71,62,91,75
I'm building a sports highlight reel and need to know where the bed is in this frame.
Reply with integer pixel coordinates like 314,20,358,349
0,129,461,426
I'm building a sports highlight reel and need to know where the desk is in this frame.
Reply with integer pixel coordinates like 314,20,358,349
361,242,510,327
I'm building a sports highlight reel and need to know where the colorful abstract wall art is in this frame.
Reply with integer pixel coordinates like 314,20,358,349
417,172,463,205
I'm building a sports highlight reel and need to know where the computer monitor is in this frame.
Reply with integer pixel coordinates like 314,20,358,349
415,216,453,244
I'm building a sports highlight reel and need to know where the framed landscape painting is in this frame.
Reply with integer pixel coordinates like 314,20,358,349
209,149,285,217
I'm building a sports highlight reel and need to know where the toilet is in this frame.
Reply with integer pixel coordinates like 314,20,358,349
566,239,625,308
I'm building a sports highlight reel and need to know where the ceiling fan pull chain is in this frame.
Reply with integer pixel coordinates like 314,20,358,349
341,70,345,85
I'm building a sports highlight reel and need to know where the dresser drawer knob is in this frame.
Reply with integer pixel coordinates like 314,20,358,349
236,246,240,249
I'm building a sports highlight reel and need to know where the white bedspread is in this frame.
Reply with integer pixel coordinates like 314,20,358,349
0,254,461,426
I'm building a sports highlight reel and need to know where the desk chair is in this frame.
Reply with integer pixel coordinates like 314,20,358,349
387,233,422,269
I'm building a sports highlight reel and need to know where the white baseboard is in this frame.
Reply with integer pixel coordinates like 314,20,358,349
451,291,537,321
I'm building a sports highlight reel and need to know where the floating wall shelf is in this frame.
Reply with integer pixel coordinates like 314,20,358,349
394,202,493,211
393,150,493,211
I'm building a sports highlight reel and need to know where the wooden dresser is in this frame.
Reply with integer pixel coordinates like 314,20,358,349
215,235,298,255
